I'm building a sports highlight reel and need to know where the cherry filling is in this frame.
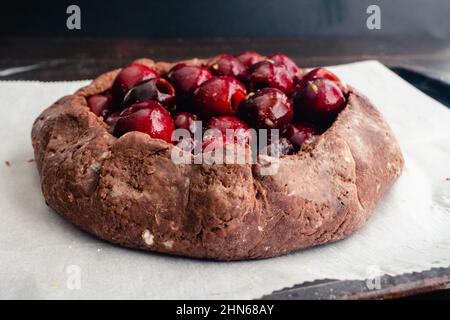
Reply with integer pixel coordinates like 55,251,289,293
193,76,247,116
113,101,174,143
234,51,265,69
207,54,247,81
248,60,294,95
239,88,293,130
123,78,176,108
89,52,348,155
111,63,160,110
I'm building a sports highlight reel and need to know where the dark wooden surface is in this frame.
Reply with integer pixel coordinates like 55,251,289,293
1,37,450,82
2,36,450,299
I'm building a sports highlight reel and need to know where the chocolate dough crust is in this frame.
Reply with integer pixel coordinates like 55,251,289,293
31,58,404,260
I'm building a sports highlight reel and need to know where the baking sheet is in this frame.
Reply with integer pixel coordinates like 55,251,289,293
1,60,450,299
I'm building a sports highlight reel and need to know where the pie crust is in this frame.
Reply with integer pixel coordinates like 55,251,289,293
31,58,404,260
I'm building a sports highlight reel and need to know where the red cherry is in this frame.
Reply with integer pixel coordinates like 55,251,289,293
239,88,293,129
248,60,294,95
303,67,341,83
111,63,159,109
292,78,346,123
113,101,174,143
206,116,252,144
168,63,189,73
202,135,237,152
193,76,247,116
123,78,175,107
267,53,299,78
207,54,247,81
166,65,212,100
173,112,201,136
235,51,265,69
87,93,111,118
283,122,318,147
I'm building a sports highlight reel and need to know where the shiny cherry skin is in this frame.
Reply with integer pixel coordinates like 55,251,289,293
235,51,265,69
87,93,112,118
206,115,252,144
202,135,238,153
113,100,174,143
105,112,120,133
298,67,344,90
173,112,201,136
207,54,247,81
292,78,346,123
166,64,212,99
123,78,175,107
111,63,159,109
303,67,341,83
267,53,300,78
239,88,293,129
283,122,319,147
248,60,294,95
193,76,247,116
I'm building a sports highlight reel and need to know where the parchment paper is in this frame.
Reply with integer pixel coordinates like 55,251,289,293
1,61,450,299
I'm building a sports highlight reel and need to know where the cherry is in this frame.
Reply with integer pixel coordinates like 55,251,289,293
248,60,294,95
207,54,247,81
202,135,237,153
111,63,159,109
303,67,341,83
283,122,318,147
105,112,120,133
292,78,346,123
87,93,111,118
193,76,247,116
113,101,174,143
239,88,293,129
123,78,175,108
166,65,212,100
206,115,252,144
173,112,201,136
267,53,299,78
168,63,189,73
235,51,265,69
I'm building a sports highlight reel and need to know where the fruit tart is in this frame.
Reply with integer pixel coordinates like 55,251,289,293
31,53,404,260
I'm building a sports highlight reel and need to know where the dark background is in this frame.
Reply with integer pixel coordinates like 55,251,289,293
1,0,450,38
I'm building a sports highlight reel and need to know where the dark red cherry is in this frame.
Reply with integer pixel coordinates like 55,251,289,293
292,78,346,123
123,78,175,107
267,53,299,78
298,67,345,91
202,135,237,152
206,116,252,144
173,112,201,136
87,93,111,118
239,88,293,129
166,65,212,99
235,51,265,69
303,67,341,83
105,112,120,133
113,101,174,143
283,122,319,147
248,60,294,95
111,63,159,109
193,76,247,116
207,54,247,81
168,63,189,73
